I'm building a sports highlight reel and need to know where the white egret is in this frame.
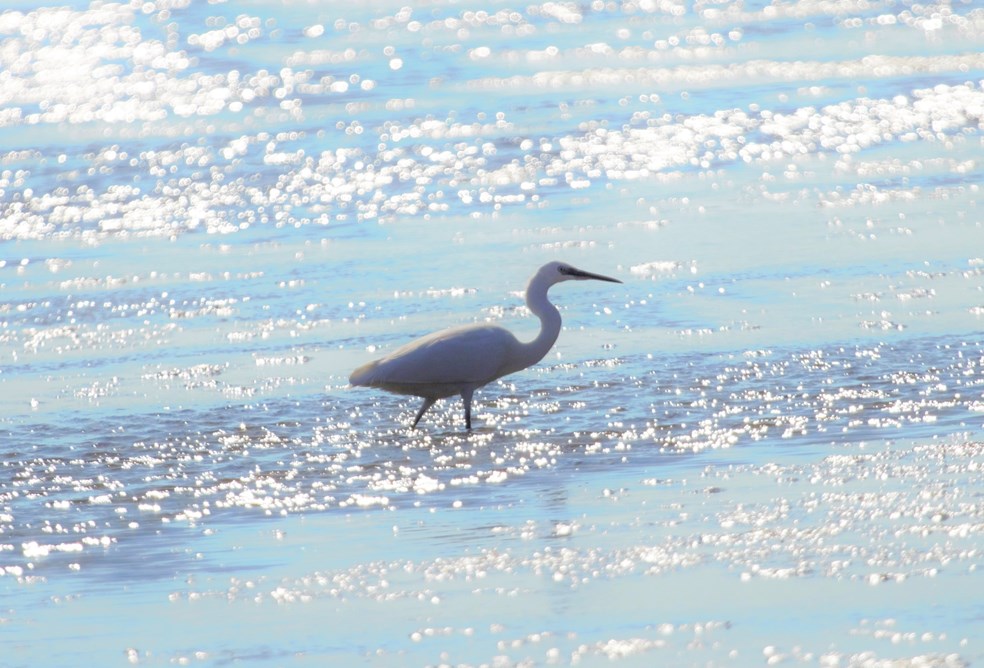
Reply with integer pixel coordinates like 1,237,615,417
349,261,622,430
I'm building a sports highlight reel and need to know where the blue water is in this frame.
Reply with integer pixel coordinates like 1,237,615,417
2,1,983,665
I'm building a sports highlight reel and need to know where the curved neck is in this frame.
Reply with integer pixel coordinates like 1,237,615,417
514,273,562,372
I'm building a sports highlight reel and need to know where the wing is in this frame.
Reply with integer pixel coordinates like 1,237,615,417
350,324,519,388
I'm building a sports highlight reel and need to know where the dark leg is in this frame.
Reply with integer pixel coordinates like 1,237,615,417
462,388,474,430
412,398,436,429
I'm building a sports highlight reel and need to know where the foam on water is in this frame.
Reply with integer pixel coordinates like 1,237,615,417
1,0,983,665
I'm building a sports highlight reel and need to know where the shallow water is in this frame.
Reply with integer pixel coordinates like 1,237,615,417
2,1,983,666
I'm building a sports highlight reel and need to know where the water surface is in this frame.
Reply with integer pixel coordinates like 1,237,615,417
2,1,983,665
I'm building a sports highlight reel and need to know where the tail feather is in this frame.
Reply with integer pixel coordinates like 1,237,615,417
349,360,380,387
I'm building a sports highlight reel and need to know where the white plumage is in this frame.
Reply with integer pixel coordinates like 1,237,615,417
349,261,621,430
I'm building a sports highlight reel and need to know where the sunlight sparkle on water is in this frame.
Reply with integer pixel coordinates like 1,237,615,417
2,0,983,665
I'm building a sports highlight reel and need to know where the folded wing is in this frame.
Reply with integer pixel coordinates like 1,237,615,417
350,324,520,392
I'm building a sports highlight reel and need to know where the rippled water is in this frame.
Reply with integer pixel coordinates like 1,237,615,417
2,1,983,666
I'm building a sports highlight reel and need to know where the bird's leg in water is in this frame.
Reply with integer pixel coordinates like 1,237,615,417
462,388,474,430
412,398,436,429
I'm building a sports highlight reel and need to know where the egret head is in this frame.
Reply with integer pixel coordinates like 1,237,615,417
541,261,622,285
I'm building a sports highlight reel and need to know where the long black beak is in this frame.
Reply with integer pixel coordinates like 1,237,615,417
564,266,622,283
